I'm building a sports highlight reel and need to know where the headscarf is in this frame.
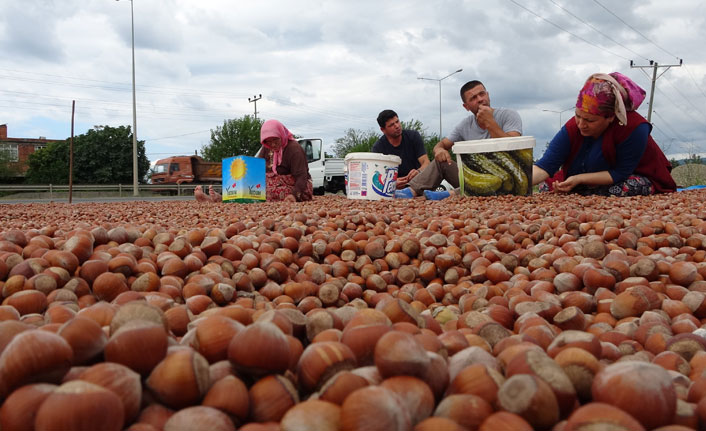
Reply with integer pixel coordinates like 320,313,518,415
575,72,646,125
260,119,294,173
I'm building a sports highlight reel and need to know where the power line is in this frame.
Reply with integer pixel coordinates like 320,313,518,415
651,110,688,143
585,1,706,129
267,96,371,123
654,87,706,128
684,65,706,101
547,0,650,61
506,0,630,60
507,0,705,129
630,60,683,123
0,89,241,117
660,75,706,120
0,73,245,100
148,130,212,141
648,122,678,153
0,68,250,99
592,0,680,61
1,70,373,126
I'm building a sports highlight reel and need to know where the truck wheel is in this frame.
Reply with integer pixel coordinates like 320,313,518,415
326,178,346,195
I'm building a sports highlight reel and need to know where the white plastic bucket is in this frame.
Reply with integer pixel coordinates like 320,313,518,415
344,152,402,200
454,136,536,196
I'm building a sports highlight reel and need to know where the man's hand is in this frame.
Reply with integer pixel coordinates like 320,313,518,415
476,105,495,130
284,194,297,203
396,175,409,188
407,169,419,180
434,148,452,164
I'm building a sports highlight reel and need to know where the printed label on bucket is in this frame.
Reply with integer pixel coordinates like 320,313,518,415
345,161,398,199
370,164,398,197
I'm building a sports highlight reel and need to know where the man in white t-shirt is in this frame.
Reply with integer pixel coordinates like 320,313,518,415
395,80,523,200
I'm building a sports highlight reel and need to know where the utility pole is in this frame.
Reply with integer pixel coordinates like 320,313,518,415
418,69,463,138
248,94,262,120
69,100,75,204
630,59,682,123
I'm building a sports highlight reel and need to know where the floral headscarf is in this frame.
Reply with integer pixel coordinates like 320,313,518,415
576,72,646,125
260,119,294,173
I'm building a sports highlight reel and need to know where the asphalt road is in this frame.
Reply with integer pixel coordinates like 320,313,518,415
0,195,196,204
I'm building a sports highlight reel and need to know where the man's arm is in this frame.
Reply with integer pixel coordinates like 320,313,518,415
401,154,430,185
417,154,430,170
432,138,455,164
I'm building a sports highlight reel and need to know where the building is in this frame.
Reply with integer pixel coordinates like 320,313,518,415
0,124,64,179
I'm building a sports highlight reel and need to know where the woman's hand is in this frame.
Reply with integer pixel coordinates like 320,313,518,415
554,175,582,193
555,171,614,192
293,188,313,202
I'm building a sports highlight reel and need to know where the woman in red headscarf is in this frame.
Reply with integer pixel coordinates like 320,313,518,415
533,72,675,196
257,119,313,202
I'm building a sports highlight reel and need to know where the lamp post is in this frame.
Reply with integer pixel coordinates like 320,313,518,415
116,0,139,196
418,68,463,138
542,107,574,129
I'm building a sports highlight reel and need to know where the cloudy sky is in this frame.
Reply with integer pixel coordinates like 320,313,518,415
1,0,705,165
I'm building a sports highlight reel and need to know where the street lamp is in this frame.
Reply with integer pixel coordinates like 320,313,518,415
542,107,574,129
116,0,139,196
418,68,463,138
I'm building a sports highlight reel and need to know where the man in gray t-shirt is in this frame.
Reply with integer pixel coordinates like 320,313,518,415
395,80,522,200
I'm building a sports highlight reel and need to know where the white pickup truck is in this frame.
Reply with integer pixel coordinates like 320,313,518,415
299,138,346,195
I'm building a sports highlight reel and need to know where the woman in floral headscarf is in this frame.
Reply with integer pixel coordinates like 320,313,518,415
257,119,313,202
532,72,676,196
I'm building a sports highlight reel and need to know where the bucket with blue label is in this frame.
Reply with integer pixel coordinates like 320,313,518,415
343,152,401,200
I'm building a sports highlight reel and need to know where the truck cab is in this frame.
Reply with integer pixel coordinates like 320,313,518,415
151,155,221,184
299,138,345,194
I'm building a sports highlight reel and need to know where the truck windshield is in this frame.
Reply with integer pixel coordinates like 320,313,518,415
300,139,322,163
154,164,168,173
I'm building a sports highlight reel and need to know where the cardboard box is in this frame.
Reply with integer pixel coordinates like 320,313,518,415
221,156,266,203
455,136,535,196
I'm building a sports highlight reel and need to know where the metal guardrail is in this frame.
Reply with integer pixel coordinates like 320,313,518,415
0,184,221,199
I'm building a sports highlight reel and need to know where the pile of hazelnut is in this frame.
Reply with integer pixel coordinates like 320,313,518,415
0,191,705,430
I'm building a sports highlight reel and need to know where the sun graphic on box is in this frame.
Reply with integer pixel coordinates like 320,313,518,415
230,158,247,180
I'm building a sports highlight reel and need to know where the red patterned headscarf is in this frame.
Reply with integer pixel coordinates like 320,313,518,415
576,72,646,125
260,119,294,174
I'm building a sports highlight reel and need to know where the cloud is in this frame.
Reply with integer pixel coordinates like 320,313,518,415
0,0,704,163
0,2,70,62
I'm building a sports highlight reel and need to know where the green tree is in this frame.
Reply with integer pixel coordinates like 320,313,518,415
401,119,441,160
25,125,149,184
331,128,378,157
202,115,263,161
687,153,704,165
332,118,441,159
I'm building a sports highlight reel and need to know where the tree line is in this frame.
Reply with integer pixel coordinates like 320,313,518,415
1,115,441,184
203,116,442,161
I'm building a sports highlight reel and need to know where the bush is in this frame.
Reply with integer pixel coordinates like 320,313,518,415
671,163,706,187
